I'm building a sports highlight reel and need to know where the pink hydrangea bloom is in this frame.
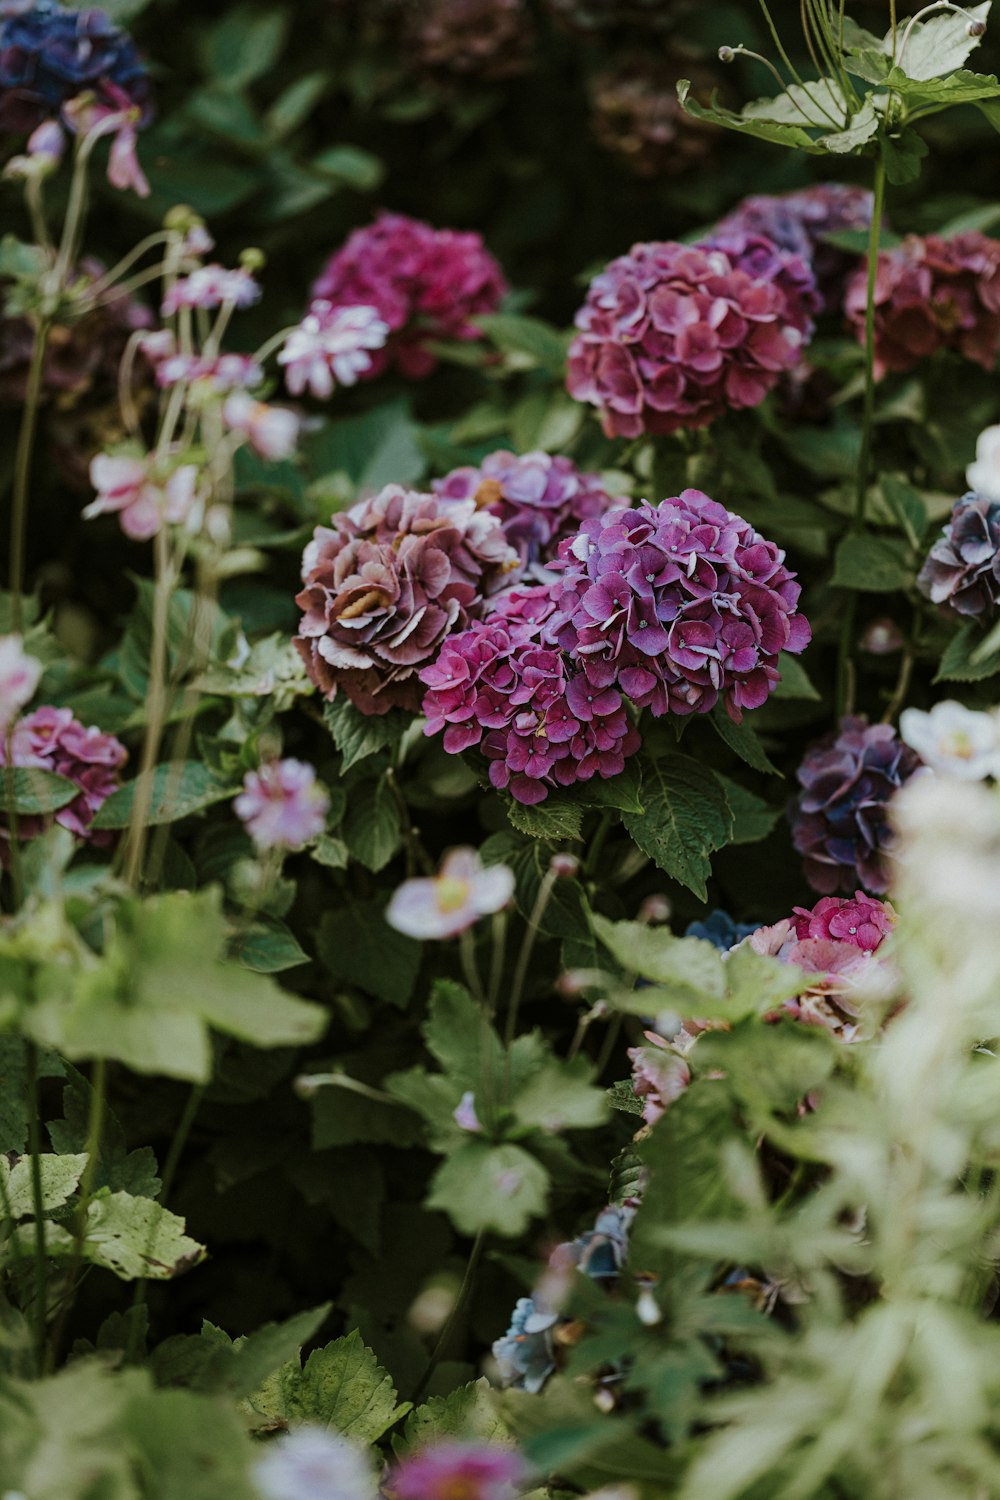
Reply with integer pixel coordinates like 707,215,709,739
566,235,818,437
545,490,811,723
311,212,507,379
0,705,127,848
222,392,300,461
84,452,199,541
0,635,41,731
161,264,259,316
391,1443,526,1500
627,1030,691,1125
233,759,329,852
295,484,517,715
278,301,389,398
844,232,1000,378
791,891,895,953
713,183,875,309
433,450,621,576
386,847,515,939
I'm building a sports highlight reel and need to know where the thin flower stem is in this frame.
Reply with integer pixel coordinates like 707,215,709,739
412,1227,486,1403
9,320,51,634
46,1055,107,1370
25,1040,48,1376
122,529,174,888
460,927,486,1006
87,231,173,299
4,724,25,912
487,910,507,1018
24,177,52,256
594,1012,624,1078
505,869,557,1050
253,325,300,367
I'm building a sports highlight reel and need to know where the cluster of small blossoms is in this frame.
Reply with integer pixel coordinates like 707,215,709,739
294,484,517,715
0,705,127,851
141,344,264,395
566,235,818,437
278,301,389,399
588,52,721,179
310,211,507,379
789,716,924,895
844,231,1000,378
420,605,641,805
544,491,811,723
917,492,1000,619
493,1203,636,1391
713,183,875,309
432,450,622,576
233,759,329,853
85,452,200,541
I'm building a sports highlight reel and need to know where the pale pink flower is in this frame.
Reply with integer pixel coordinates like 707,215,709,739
0,636,41,731
234,759,330,851
223,391,300,461
278,302,389,398
386,847,514,939
107,121,148,196
84,453,200,541
161,264,260,316
61,97,148,197
453,1091,483,1132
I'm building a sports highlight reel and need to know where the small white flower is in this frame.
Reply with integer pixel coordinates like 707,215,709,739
0,636,41,733
223,391,300,461
900,700,1000,780
386,847,514,940
252,1426,377,1500
967,424,1000,503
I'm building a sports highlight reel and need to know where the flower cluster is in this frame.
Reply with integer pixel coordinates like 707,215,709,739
278,301,389,399
545,491,811,723
714,183,875,307
310,212,506,379
790,716,924,895
566,237,817,437
432,450,621,576
685,909,758,951
844,232,1000,378
0,0,150,134
295,484,516,715
404,0,534,81
420,612,641,805
386,846,515,939
161,265,259,316
900,699,1000,780
234,760,329,853
0,705,126,849
917,492,1000,619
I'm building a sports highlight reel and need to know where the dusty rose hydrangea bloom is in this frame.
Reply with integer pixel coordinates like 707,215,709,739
433,450,621,576
844,232,1000,378
545,490,811,723
791,891,895,952
790,716,924,895
295,484,517,715
566,236,818,437
311,212,507,379
917,492,1000,619
0,705,127,849
234,759,329,852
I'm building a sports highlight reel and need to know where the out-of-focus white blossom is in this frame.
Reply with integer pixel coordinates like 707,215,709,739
0,637,41,733
967,423,1000,502
223,391,300,461
900,700,1000,780
252,1426,377,1500
386,847,514,940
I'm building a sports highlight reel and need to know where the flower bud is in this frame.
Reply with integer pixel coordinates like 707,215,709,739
638,893,671,924
968,18,987,37
549,851,580,879
718,44,735,62
240,247,267,272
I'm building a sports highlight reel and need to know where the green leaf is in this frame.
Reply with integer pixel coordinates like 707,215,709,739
266,72,330,139
593,914,726,1006
0,1153,88,1219
773,653,822,701
677,82,826,153
511,1058,608,1133
831,532,912,593
91,763,233,830
427,1141,549,1236
741,77,848,129
880,127,930,186
204,6,289,89
123,1384,260,1500
622,753,733,902
18,1192,206,1281
506,798,584,842
934,622,1000,683
307,399,424,494
2,769,79,817
892,2,989,81
709,711,780,776
231,917,309,973
880,474,928,547
153,1305,331,1397
343,779,402,871
245,1329,406,1440
313,144,386,190
316,901,420,1009
474,314,570,373
716,776,781,847
400,1379,510,1452
322,695,409,771
0,1039,64,1154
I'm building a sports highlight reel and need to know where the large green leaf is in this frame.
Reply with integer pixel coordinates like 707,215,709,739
244,1329,407,1441
17,1191,205,1281
622,752,733,902
0,1152,88,1220
427,1141,549,1236
92,763,234,830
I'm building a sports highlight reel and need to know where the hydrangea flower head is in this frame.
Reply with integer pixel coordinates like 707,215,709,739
900,699,1000,779
791,891,895,952
713,183,875,308
0,0,150,134
545,490,811,723
405,0,534,81
252,1426,377,1500
386,847,514,939
917,493,1000,618
392,1443,526,1500
684,910,758,951
566,236,818,437
790,716,924,894
295,484,517,715
433,450,621,576
0,635,40,731
234,759,329,852
278,302,389,398
0,705,126,849
844,232,1000,378
311,212,506,379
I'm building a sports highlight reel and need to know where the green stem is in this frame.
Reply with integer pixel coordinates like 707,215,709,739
459,927,485,1006
46,1055,107,1369
122,529,174,889
486,911,507,1017
412,1228,486,1402
594,1012,624,1078
505,870,558,1050
24,1041,48,1376
9,321,51,634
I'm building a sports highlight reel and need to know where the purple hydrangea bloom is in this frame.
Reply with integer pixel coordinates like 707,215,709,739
0,705,126,850
233,759,329,852
545,490,811,723
917,492,1000,619
713,183,875,308
391,1443,526,1500
420,610,641,805
566,236,818,437
294,484,517,716
0,0,150,134
310,212,507,380
433,450,621,576
790,716,924,895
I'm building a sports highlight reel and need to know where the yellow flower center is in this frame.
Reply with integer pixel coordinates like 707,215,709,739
435,876,471,913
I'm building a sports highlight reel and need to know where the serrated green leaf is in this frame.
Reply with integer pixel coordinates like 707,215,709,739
934,622,1000,683
892,2,989,82
622,753,733,902
0,1153,88,1220
17,1192,205,1281
343,778,401,871
506,798,584,841
154,1305,331,1397
716,776,781,847
247,1329,406,1440
832,532,912,593
709,711,780,776
511,1057,608,1133
92,763,233,830
399,1378,511,1453
323,695,409,771
593,914,726,1006
428,1141,549,1236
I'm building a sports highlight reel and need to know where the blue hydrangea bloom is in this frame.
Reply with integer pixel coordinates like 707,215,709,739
0,1,150,133
685,910,757,952
491,1296,557,1393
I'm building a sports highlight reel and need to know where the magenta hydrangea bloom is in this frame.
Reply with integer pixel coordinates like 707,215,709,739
391,1443,526,1500
420,611,641,805
791,891,895,953
295,484,517,716
0,705,126,849
713,183,875,307
566,235,818,437
844,232,1000,378
310,212,507,379
790,716,924,895
545,490,811,723
917,492,1000,618
233,759,330,852
433,450,621,576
